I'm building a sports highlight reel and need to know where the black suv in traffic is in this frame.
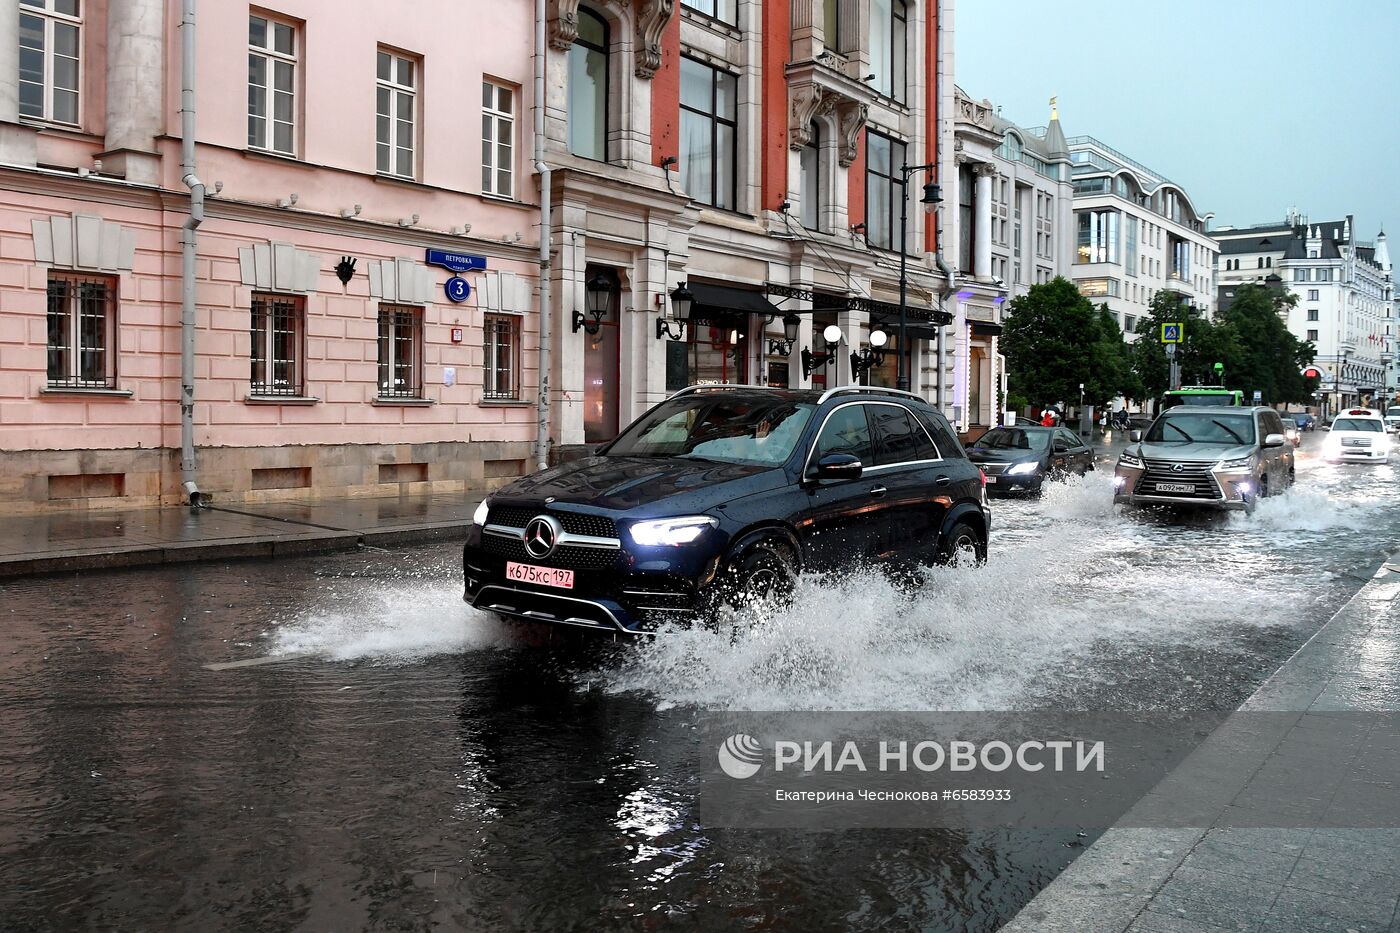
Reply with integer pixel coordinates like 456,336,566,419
462,385,989,634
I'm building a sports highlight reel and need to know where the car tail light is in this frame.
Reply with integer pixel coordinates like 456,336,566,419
978,468,987,488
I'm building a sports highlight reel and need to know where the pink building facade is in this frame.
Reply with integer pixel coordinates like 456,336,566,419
1,0,540,512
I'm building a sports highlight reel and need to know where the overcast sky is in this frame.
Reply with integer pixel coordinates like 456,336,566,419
954,0,1394,241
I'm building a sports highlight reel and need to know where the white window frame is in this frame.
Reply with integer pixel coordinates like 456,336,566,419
18,0,82,127
481,80,515,198
376,48,419,179
247,12,298,156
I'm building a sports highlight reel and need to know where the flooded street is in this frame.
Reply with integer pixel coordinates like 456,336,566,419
3,437,1397,931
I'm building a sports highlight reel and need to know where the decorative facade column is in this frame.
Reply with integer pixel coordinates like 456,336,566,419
103,0,165,184
974,163,994,281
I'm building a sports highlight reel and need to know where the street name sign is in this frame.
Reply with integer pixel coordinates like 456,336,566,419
425,249,487,273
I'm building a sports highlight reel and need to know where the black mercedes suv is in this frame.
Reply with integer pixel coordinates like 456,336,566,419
462,385,989,634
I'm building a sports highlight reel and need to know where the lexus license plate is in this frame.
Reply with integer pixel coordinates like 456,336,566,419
506,562,574,589
1155,482,1195,494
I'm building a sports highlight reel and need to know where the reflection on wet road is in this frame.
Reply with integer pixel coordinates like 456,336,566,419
1,437,1395,930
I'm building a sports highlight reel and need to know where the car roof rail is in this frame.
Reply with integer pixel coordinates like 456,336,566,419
817,384,926,405
667,383,781,399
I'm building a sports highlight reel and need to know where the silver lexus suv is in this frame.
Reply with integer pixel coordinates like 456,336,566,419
1113,405,1295,512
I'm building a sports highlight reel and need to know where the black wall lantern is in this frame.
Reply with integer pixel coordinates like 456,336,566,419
657,281,693,341
767,313,802,357
574,270,613,335
850,328,889,377
801,324,845,379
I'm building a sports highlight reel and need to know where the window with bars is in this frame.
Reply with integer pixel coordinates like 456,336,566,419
19,0,81,126
47,273,116,388
481,81,514,198
376,49,418,178
483,314,521,401
248,13,297,155
250,293,304,396
377,305,423,399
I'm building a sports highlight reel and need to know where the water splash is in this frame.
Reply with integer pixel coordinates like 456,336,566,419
268,583,513,662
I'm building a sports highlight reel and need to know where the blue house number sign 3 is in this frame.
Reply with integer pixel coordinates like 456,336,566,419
445,276,471,303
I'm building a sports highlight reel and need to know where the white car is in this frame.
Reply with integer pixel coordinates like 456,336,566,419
1384,406,1400,433
1323,409,1391,463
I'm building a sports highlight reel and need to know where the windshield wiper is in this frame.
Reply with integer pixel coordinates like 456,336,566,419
1161,422,1194,442
1211,419,1245,444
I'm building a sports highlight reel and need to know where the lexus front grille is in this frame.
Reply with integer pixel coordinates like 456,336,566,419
1135,459,1221,500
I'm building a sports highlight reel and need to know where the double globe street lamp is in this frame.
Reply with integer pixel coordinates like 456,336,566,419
850,328,889,378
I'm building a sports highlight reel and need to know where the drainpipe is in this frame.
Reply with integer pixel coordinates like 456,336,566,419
931,0,953,416
935,254,956,414
533,0,553,471
179,0,206,505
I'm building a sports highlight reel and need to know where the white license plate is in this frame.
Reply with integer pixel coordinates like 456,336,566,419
985,475,997,484
1155,482,1196,494
506,561,575,589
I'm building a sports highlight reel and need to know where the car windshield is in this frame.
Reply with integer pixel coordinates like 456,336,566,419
1146,413,1256,445
604,396,815,465
1333,418,1383,432
1386,408,1400,418
972,428,1050,451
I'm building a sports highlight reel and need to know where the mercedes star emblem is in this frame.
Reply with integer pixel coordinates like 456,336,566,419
523,515,563,559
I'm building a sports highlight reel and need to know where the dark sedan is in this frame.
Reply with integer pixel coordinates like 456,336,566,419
966,425,1094,495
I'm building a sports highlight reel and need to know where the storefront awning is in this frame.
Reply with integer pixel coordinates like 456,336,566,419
971,322,1004,337
687,282,782,324
870,313,943,342
764,283,954,326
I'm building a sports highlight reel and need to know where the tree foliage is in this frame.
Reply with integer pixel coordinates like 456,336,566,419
1001,277,1137,409
1217,285,1315,404
1130,287,1315,405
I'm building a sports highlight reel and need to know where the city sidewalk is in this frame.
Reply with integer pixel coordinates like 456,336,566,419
0,493,482,578
1002,558,1400,933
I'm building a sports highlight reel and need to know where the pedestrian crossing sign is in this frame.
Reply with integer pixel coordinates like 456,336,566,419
1160,322,1183,344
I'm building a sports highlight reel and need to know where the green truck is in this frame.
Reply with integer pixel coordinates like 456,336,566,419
1160,386,1245,410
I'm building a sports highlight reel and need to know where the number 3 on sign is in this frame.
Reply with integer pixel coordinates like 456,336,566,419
445,276,471,303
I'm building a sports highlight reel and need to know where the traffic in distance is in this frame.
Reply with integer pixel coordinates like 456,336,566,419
461,381,1386,637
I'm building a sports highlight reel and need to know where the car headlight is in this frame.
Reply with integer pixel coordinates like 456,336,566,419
628,515,719,547
1117,453,1143,468
472,499,490,526
1006,461,1040,476
1215,456,1253,472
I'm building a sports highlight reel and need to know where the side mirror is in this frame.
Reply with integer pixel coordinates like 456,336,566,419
1053,440,1070,453
1129,430,1143,442
812,453,863,481
1263,433,1286,448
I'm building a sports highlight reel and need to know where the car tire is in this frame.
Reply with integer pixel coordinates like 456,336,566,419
723,541,798,611
936,521,986,567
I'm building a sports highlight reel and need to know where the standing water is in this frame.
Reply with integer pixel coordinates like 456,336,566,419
1,443,1394,929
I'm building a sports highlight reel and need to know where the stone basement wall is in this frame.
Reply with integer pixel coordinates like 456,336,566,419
0,440,529,514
